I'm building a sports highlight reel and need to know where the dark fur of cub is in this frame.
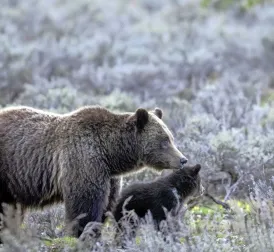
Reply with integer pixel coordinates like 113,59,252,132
113,164,203,231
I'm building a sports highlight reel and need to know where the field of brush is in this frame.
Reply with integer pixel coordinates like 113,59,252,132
1,0,274,251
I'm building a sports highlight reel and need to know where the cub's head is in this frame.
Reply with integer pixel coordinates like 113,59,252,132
182,164,204,200
162,164,204,201
126,107,188,171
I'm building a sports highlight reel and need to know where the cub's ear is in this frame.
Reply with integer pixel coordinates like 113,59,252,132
154,108,163,119
127,108,149,131
190,164,201,176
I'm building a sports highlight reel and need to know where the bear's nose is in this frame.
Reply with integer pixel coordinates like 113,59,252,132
180,157,188,165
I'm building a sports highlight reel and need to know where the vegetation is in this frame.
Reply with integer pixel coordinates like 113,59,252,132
1,0,274,251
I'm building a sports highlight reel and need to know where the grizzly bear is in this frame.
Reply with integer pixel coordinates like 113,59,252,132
112,164,203,239
0,105,187,239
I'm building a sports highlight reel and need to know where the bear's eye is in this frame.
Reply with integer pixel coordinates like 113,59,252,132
161,139,170,149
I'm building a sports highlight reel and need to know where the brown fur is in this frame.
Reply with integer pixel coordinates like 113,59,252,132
0,105,187,238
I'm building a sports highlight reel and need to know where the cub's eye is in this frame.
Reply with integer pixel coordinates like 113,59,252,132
161,139,170,149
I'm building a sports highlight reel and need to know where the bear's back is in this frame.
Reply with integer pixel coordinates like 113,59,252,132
0,106,58,137
0,107,61,156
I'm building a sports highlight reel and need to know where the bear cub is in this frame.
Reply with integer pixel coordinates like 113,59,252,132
113,164,204,233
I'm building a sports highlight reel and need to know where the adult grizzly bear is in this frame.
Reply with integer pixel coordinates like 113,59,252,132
0,105,187,238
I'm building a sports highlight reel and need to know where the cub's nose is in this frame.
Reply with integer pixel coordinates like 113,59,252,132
180,157,188,165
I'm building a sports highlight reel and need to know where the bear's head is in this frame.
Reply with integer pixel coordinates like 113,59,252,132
127,107,188,171
161,164,204,201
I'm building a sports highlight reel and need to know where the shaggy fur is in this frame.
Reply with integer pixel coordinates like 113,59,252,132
0,105,187,238
112,164,203,236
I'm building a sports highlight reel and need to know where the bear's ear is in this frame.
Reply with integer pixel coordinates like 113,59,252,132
189,164,201,176
135,108,149,130
154,107,163,119
126,108,149,131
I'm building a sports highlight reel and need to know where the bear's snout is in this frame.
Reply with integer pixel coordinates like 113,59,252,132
180,157,188,166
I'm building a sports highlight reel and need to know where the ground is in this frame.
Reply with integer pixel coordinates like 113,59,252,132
2,199,269,251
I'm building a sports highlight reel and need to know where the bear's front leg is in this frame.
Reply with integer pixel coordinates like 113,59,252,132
63,181,110,238
102,177,122,223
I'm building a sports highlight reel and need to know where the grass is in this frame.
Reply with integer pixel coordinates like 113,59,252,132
16,200,259,251
43,237,78,251
1,197,274,251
